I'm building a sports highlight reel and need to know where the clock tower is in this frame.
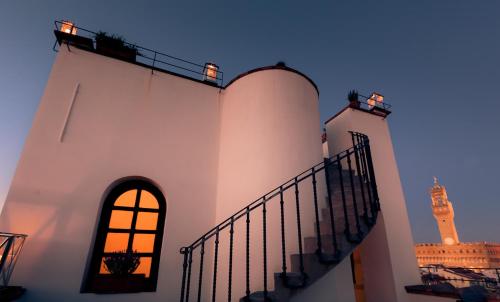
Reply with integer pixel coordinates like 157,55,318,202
430,177,460,245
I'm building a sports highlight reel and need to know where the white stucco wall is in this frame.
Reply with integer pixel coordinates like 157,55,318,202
325,107,421,302
0,46,222,302
214,69,323,300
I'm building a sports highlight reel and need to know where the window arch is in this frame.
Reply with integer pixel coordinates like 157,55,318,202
83,179,166,293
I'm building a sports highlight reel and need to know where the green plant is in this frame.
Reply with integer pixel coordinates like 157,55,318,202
94,31,136,51
103,250,141,276
348,90,359,104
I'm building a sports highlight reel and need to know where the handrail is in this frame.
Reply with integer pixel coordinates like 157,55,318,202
181,146,360,252
178,131,381,301
0,233,27,287
53,20,224,86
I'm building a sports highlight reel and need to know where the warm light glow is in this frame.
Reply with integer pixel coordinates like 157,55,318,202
60,21,77,35
132,234,155,253
136,212,158,230
367,92,384,108
104,233,129,252
139,190,159,209
109,210,133,229
204,63,218,82
115,190,137,207
134,257,152,277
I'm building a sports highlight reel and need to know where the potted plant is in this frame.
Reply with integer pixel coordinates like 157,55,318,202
348,90,360,108
90,250,148,293
94,31,137,62
103,250,141,276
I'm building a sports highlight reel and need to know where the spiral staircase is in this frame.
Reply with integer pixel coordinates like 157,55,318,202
179,132,381,302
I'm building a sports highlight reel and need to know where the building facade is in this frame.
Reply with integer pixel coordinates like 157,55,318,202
415,179,500,268
0,21,447,302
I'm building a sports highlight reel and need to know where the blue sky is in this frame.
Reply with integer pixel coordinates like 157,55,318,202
1,0,499,243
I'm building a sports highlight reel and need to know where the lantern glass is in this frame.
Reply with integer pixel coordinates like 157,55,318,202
204,63,218,82
60,21,77,35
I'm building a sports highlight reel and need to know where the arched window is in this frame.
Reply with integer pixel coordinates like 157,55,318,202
83,179,166,293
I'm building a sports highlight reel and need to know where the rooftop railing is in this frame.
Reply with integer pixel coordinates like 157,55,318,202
0,233,27,288
53,20,224,86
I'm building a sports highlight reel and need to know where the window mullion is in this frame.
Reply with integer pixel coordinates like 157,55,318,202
128,188,142,252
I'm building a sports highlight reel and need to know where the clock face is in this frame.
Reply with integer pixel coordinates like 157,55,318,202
444,237,455,245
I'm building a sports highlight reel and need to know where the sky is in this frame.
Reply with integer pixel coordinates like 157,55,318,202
1,0,499,243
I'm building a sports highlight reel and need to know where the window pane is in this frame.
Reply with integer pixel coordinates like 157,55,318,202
134,257,152,277
109,210,133,229
99,258,111,274
139,190,158,209
136,212,158,230
115,189,137,207
132,234,155,253
104,233,129,253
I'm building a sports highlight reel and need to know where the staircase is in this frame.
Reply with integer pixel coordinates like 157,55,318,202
179,132,380,302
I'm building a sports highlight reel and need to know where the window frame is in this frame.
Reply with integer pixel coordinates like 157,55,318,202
82,179,166,293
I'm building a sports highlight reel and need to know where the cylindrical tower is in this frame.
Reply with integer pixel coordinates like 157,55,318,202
215,65,323,299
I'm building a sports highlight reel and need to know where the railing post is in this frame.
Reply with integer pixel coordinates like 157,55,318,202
312,167,323,256
294,178,305,276
245,208,251,300
180,247,189,302
279,186,287,280
197,240,205,302
324,158,339,257
212,228,220,302
351,133,369,223
358,135,376,219
364,138,380,211
186,248,193,302
228,218,234,302
347,152,362,238
262,198,268,300
337,154,351,239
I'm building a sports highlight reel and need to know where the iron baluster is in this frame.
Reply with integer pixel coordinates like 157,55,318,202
337,155,351,239
364,139,380,211
245,208,250,300
228,218,234,302
351,133,369,223
346,152,363,237
294,178,305,276
186,248,193,302
262,198,268,300
279,187,287,279
180,248,189,302
312,167,323,255
212,228,220,302
324,158,339,256
197,240,205,302
358,136,376,219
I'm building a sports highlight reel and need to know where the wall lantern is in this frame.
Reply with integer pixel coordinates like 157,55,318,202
203,62,219,82
60,21,77,35
367,92,384,108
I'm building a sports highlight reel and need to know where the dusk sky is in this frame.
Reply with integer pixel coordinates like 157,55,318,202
1,1,499,244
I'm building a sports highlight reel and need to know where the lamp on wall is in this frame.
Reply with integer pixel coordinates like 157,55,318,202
203,63,219,82
60,21,77,35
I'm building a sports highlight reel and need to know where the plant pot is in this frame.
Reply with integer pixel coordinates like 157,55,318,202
89,274,151,293
95,40,137,63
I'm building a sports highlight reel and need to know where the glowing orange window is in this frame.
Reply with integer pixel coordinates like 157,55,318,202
84,180,166,293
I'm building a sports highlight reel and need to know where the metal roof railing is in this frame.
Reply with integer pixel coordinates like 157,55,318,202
53,20,224,86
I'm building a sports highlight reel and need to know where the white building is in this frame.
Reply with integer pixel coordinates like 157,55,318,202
0,21,450,302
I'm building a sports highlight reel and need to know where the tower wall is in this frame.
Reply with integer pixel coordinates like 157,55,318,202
215,69,323,299
325,108,421,302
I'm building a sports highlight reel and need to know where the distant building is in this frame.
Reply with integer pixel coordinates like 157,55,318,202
415,178,500,268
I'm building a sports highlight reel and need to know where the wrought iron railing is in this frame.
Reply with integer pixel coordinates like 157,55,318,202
350,94,392,113
178,132,380,301
420,266,500,290
0,233,27,287
53,20,224,86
